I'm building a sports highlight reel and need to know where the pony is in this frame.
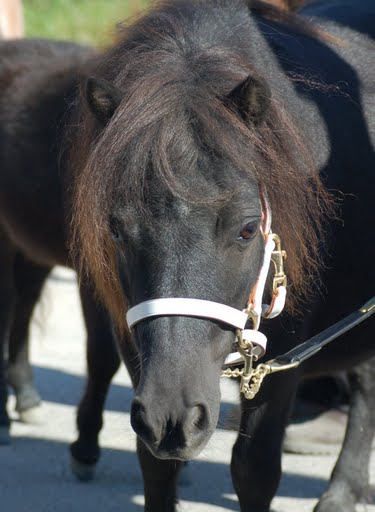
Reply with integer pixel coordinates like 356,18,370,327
71,1,374,510
0,1,373,512
0,39,125,466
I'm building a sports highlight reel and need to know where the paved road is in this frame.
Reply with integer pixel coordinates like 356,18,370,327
1,268,374,512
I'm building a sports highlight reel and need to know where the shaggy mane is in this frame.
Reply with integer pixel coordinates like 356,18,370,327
71,0,333,330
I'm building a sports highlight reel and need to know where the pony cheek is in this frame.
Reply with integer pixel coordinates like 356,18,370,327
211,329,238,366
117,264,131,302
114,249,138,304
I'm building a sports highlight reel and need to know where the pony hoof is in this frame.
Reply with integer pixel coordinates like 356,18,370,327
15,385,41,415
314,492,355,512
0,425,11,445
70,455,96,482
18,405,44,425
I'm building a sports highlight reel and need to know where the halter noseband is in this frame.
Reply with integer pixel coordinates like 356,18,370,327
127,298,268,359
126,196,287,366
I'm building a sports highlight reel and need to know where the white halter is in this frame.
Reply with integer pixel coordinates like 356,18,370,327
126,197,287,365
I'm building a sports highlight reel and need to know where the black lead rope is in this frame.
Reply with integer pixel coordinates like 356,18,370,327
273,296,375,367
223,297,375,400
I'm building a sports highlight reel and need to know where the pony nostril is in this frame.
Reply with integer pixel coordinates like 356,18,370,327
130,398,145,425
131,398,153,440
190,404,209,433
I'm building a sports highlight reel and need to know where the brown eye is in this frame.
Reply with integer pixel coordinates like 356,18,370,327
238,221,258,241
109,216,121,241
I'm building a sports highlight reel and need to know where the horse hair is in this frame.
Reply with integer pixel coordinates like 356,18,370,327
71,0,334,329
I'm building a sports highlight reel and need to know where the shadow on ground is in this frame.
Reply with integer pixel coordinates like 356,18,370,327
3,364,332,511
1,435,329,512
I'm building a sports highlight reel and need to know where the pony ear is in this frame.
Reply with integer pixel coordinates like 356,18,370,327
227,75,271,126
85,77,122,125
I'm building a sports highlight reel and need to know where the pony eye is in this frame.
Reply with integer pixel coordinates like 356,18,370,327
109,217,121,241
238,221,258,241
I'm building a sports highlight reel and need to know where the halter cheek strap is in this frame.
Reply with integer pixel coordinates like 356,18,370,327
247,234,275,330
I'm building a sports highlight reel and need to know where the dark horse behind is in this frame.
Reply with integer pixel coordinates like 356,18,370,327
0,1,374,511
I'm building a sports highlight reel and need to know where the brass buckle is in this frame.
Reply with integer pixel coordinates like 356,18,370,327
270,233,287,292
222,231,289,399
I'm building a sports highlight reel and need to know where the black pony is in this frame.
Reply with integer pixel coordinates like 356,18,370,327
0,1,374,511
0,40,126,468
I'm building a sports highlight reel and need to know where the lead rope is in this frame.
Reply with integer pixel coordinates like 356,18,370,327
224,297,375,400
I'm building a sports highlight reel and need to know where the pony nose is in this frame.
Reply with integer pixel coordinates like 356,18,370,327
130,397,210,454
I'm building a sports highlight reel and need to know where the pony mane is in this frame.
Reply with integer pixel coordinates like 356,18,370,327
71,0,333,330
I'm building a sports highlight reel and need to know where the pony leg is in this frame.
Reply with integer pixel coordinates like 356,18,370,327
0,234,15,444
7,255,51,423
137,437,183,512
70,282,121,481
314,355,375,512
120,328,181,512
231,371,299,512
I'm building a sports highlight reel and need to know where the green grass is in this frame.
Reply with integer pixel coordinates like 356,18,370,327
24,0,149,46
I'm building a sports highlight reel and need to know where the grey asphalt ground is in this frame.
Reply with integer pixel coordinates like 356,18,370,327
1,267,375,512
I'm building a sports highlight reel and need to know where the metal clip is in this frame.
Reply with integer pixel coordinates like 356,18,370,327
360,297,375,314
239,359,299,400
238,344,256,398
236,321,260,352
241,344,255,376
266,359,300,373
242,304,261,333
270,233,287,292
